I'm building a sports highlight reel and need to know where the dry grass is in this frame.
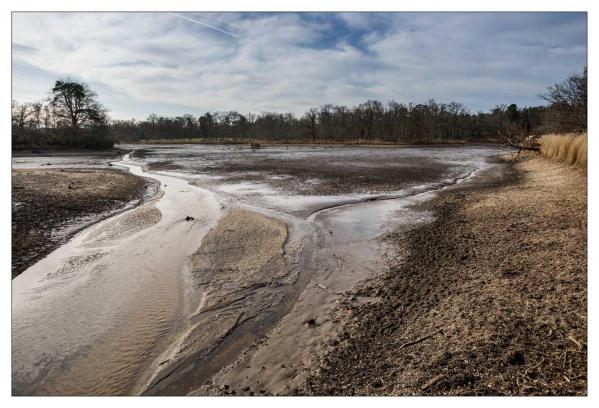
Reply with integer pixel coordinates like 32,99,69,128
539,133,587,169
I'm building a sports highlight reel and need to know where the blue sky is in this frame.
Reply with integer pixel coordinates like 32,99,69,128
12,12,587,120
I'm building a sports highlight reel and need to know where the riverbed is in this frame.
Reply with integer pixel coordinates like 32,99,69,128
11,144,509,395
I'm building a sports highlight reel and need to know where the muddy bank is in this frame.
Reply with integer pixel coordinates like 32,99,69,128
306,157,587,395
11,168,155,278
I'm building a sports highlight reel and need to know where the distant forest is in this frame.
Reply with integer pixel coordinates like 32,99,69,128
12,68,586,150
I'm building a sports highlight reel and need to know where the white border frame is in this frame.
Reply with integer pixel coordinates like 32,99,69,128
2,2,594,408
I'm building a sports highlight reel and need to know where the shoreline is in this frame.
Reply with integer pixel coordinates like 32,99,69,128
123,140,503,149
305,156,587,395
176,155,493,396
11,167,158,278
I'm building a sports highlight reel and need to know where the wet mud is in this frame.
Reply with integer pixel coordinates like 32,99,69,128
11,168,156,278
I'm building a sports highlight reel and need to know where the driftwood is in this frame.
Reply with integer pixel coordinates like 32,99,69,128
421,374,446,391
509,141,540,161
504,135,541,161
395,328,444,350
508,141,540,152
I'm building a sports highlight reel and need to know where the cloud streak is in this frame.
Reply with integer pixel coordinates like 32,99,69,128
169,13,242,38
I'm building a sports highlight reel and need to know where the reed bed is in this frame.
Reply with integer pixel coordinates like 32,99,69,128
539,133,587,169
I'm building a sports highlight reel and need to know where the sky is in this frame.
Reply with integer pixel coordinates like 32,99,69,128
12,12,587,120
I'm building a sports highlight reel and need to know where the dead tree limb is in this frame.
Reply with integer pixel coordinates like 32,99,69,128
503,135,541,161
396,328,444,350
508,141,540,152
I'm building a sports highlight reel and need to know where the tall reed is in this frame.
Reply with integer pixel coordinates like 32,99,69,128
539,133,587,169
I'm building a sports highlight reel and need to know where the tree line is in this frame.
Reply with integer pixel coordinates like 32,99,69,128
12,68,586,150
12,79,111,150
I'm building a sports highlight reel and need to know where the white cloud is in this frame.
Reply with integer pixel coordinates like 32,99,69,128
12,12,587,120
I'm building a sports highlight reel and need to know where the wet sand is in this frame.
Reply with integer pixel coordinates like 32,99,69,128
306,157,587,395
11,168,155,278
144,208,293,395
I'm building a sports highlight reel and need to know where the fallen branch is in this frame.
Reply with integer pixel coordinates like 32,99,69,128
421,374,446,391
502,135,541,162
396,328,444,350
508,141,540,152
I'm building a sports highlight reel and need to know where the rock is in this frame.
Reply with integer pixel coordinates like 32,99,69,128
306,318,316,326
185,216,194,221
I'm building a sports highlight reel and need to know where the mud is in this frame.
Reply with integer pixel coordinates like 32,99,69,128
11,168,156,278
129,144,507,196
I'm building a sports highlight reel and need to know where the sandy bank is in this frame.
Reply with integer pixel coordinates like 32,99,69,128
306,157,587,395
144,208,292,395
11,168,154,278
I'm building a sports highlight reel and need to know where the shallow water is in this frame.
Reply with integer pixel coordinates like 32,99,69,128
11,152,118,169
12,154,221,395
12,144,508,395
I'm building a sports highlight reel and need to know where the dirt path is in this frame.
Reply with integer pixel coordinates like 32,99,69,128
306,157,587,395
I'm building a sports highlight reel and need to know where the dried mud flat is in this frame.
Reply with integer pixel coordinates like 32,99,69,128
11,168,154,278
306,157,587,395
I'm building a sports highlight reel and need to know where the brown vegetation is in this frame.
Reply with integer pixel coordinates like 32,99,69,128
539,133,587,169
306,157,587,395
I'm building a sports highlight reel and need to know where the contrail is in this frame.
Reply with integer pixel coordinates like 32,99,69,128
169,13,241,38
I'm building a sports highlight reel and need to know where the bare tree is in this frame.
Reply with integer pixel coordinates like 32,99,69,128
11,100,31,129
29,102,43,129
304,108,318,143
541,67,587,132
